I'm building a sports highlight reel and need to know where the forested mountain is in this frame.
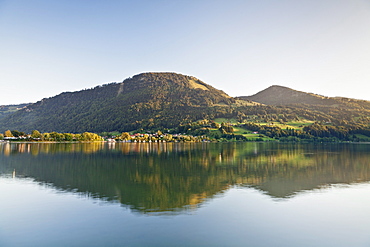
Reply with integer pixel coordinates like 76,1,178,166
0,73,369,134
0,73,239,133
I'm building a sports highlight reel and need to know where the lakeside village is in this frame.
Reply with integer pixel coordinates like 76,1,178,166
0,131,216,143
0,131,217,143
0,121,252,143
0,130,216,143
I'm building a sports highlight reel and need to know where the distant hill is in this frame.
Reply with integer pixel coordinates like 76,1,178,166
240,85,338,105
0,73,237,133
240,85,370,109
238,85,370,127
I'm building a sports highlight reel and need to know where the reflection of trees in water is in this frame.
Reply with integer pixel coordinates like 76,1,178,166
0,142,106,156
1,142,370,213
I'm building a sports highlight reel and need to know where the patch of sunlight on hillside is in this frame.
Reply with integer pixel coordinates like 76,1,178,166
188,80,209,91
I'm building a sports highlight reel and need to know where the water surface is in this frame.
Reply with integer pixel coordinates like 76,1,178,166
1,142,370,246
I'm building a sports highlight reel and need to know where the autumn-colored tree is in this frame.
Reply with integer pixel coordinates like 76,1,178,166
164,134,173,142
43,133,50,141
80,132,102,141
31,130,42,139
120,132,131,141
4,130,13,137
64,133,74,141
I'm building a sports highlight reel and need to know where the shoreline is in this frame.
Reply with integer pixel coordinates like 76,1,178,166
1,140,370,144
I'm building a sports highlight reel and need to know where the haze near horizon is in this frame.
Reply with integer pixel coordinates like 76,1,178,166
1,0,370,105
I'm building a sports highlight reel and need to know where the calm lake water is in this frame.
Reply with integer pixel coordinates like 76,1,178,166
1,142,370,247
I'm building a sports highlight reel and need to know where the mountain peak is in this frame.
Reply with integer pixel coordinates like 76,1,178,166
127,72,211,91
241,85,335,106
119,72,231,99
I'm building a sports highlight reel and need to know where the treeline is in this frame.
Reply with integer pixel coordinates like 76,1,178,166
1,130,102,142
233,104,370,128
2,121,370,143
169,120,370,142
239,122,370,142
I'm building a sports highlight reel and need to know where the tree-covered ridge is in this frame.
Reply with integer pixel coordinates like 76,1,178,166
0,73,237,133
240,85,370,110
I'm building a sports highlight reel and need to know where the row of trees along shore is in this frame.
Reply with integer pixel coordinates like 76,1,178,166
1,119,370,143
0,129,211,142
0,130,102,142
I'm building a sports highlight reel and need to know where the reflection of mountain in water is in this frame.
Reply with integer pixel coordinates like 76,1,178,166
1,142,370,213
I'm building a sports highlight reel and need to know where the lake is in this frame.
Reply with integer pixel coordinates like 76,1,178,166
1,142,370,247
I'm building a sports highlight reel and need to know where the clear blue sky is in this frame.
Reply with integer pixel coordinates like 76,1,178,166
1,0,370,105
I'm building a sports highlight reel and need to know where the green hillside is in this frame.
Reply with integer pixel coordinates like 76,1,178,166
0,73,370,138
0,73,236,133
238,85,370,128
